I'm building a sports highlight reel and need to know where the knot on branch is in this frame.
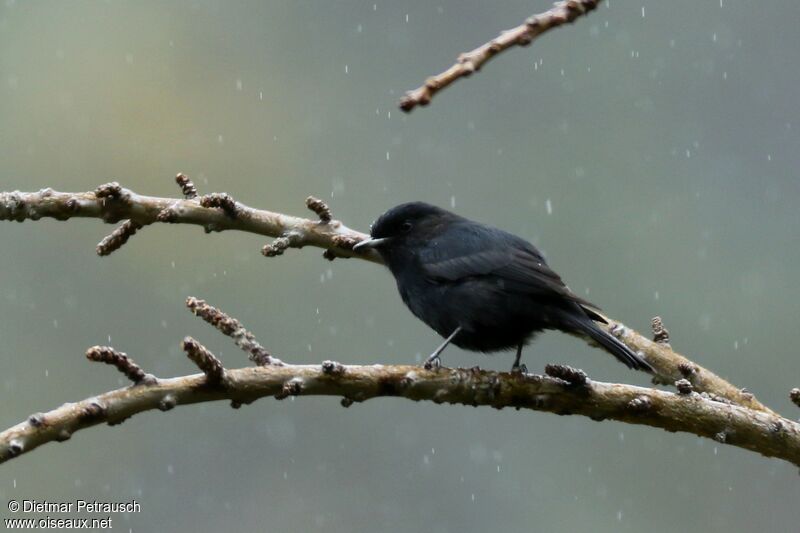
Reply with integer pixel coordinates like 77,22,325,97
28,413,46,428
186,297,280,366
305,196,332,223
0,191,28,222
200,193,238,218
275,378,304,400
321,360,346,376
627,395,652,413
156,208,178,223
678,362,697,378
790,388,800,408
651,316,671,346
96,220,144,256
544,364,588,386
158,395,177,412
81,400,107,422
175,173,198,199
675,379,694,395
182,336,225,384
85,346,153,385
94,182,123,199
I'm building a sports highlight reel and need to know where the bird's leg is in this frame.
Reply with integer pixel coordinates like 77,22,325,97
511,343,527,374
423,327,462,370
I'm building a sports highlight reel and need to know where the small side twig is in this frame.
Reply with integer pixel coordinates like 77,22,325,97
399,0,603,112
96,220,144,256
186,297,281,366
85,346,153,385
305,196,332,223
262,235,295,257
175,173,198,199
651,316,671,346
182,337,225,384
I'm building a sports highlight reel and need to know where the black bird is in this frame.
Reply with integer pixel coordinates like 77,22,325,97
353,202,652,373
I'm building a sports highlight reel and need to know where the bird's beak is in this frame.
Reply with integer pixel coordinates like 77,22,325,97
353,237,390,252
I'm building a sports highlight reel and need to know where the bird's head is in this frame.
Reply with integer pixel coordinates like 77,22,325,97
353,202,452,256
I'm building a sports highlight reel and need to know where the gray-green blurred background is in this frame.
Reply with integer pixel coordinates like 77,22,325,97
1,1,799,531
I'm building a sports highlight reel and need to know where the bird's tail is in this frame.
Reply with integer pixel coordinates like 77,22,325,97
568,317,653,372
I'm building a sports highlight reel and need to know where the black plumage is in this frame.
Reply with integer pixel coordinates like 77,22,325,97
353,202,652,373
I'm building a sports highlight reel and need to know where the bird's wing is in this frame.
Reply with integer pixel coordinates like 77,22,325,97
420,225,603,317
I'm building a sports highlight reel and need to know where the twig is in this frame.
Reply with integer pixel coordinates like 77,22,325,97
305,196,332,223
399,0,603,112
186,297,281,366
0,186,379,263
174,173,198,199
96,220,144,256
85,346,153,385
182,337,225,384
2,361,799,466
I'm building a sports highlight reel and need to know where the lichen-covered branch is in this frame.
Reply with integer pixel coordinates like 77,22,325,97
399,0,603,112
2,361,799,467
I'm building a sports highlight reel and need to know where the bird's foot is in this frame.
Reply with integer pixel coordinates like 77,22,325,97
423,353,442,370
511,363,528,375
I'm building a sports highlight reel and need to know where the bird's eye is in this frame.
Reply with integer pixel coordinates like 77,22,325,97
401,221,413,233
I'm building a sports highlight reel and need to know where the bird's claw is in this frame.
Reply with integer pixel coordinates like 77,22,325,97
423,354,442,370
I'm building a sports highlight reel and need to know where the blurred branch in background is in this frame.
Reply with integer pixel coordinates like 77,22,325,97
399,0,604,112
1,179,799,467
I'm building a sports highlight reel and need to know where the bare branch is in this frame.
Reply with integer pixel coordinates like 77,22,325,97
399,0,603,112
0,186,380,263
2,361,799,466
2,181,793,471
0,185,775,414
604,320,776,415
